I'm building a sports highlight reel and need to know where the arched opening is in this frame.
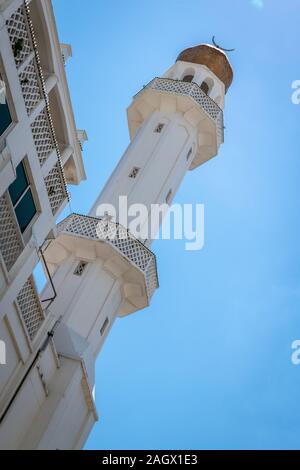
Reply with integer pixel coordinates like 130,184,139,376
182,74,194,83
200,81,209,94
200,77,214,96
181,68,195,83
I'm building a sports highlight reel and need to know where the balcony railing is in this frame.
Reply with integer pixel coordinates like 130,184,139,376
5,3,68,215
0,3,71,278
17,275,45,341
134,77,224,145
58,214,159,301
0,193,23,272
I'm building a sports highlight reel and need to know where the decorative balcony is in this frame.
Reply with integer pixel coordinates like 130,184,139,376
16,275,45,341
57,214,159,302
6,4,32,68
133,77,224,146
5,3,68,215
0,4,70,276
0,193,23,272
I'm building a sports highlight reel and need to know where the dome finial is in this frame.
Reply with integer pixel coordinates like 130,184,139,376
176,44,234,92
212,36,235,52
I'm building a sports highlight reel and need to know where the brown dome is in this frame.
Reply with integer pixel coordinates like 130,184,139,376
176,44,233,93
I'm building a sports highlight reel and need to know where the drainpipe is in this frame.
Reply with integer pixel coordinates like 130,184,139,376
39,243,57,308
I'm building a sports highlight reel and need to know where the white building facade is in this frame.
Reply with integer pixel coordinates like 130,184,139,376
0,0,90,449
0,0,233,450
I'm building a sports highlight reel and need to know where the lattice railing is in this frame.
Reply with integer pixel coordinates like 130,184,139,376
17,275,45,340
6,5,32,68
216,112,224,148
58,214,159,300
19,58,43,115
5,2,69,216
0,193,23,272
44,163,67,215
135,77,224,145
31,108,55,166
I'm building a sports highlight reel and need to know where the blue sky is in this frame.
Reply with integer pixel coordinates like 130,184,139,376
52,0,300,450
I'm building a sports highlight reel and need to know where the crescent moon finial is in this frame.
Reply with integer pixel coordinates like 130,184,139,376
212,36,235,52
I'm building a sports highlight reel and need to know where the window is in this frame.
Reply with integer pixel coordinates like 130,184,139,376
8,161,37,233
129,167,140,178
182,74,194,83
100,317,109,336
0,74,12,137
166,189,172,204
73,261,88,276
186,147,193,161
154,123,164,133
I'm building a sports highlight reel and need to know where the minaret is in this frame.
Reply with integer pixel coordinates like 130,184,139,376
89,45,233,239
44,43,233,352
1,44,232,449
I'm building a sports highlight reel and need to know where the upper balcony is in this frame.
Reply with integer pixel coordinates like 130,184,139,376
29,0,87,185
128,77,224,170
3,0,86,185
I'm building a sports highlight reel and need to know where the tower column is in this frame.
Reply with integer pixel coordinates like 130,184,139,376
89,111,196,237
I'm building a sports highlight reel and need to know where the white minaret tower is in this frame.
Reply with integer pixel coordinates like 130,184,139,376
0,44,233,449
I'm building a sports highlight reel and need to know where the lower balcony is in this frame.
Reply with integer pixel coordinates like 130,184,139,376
43,213,159,315
128,77,224,160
